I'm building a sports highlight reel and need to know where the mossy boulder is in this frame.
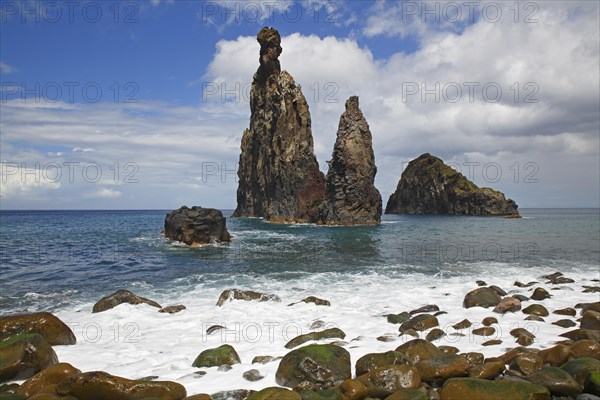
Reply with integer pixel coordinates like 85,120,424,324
192,345,240,368
463,288,502,309
526,367,582,397
299,389,342,400
0,334,58,382
55,371,186,400
581,310,600,330
570,340,600,359
285,328,346,349
560,357,600,386
440,378,550,400
275,344,351,390
387,313,410,324
522,304,549,317
0,313,76,346
247,387,301,400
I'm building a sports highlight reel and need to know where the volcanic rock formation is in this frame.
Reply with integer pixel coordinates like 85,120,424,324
232,27,326,223
385,153,520,216
318,96,382,225
164,206,231,245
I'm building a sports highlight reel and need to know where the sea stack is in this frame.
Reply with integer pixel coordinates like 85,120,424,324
385,153,520,217
318,96,382,225
232,27,326,223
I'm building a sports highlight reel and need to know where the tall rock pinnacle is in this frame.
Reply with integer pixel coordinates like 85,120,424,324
318,96,382,225
233,27,326,223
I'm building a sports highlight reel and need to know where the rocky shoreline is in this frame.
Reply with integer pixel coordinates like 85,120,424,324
1,271,599,400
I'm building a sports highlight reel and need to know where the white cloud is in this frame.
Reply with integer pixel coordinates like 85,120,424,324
0,62,17,74
0,163,61,199
86,188,122,199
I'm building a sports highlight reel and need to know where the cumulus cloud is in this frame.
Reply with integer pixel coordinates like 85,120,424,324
0,163,61,199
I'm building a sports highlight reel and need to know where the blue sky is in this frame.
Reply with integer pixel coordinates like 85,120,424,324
1,0,599,209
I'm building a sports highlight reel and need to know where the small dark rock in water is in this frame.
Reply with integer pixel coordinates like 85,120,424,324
164,205,231,245
355,350,407,376
530,287,551,300
206,325,226,335
288,296,330,307
522,304,549,316
460,352,485,367
482,339,502,346
426,329,446,342
434,311,448,316
217,364,232,372
553,319,577,328
410,305,440,315
400,329,420,338
310,320,326,330
463,287,502,309
192,344,241,368
243,369,264,382
583,286,600,293
472,327,495,336
0,312,76,346
216,289,280,307
482,317,498,326
251,355,280,364
542,271,563,281
560,329,600,342
510,353,543,375
387,312,411,324
468,361,505,380
159,305,186,314
552,276,575,284
384,153,520,216
452,319,472,330
416,354,470,384
554,307,577,316
92,289,161,313
514,281,537,287
438,345,459,355
376,335,396,342
476,280,487,286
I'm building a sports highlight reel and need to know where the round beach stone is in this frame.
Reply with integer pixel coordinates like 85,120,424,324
275,344,351,390
0,312,76,346
0,333,58,382
570,340,600,359
522,304,549,317
561,358,600,386
463,288,502,309
394,339,443,365
530,288,551,301
356,365,421,398
468,361,505,380
416,355,469,384
355,351,407,376
399,314,439,333
440,378,550,400
192,344,240,368
493,297,521,314
15,363,80,398
526,367,582,397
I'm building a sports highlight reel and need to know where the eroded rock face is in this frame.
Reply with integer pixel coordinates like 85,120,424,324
318,96,382,225
233,27,326,223
164,206,230,245
92,289,161,313
385,153,519,216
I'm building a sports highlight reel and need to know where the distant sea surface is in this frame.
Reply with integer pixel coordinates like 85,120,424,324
1,208,598,313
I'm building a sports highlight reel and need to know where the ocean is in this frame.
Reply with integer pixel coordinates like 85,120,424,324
1,208,599,393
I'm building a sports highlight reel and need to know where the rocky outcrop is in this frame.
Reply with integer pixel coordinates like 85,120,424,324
164,206,230,245
318,96,382,225
385,153,520,216
215,289,281,307
0,333,58,382
233,27,326,223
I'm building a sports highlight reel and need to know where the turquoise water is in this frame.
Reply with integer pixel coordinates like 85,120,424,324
1,209,598,313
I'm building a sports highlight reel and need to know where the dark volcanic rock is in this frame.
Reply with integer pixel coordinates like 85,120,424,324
164,206,230,245
216,289,280,307
233,27,326,223
92,289,161,313
318,96,382,225
385,153,520,216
